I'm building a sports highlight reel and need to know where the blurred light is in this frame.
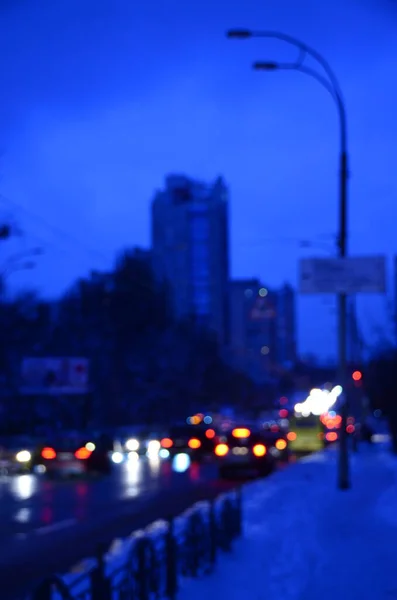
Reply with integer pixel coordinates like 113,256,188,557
159,449,170,459
259,287,268,297
190,416,201,425
128,451,139,461
147,440,160,454
287,432,297,441
352,370,362,381
172,453,190,473
374,409,382,418
326,432,338,442
34,464,46,474
346,425,355,434
85,442,96,451
11,474,36,500
16,450,31,463
203,416,212,424
188,438,201,449
275,439,287,451
252,444,266,457
232,428,251,438
261,346,270,355
41,447,56,460
215,443,229,456
186,417,193,424
279,409,288,418
125,439,139,452
111,452,123,464
332,385,343,396
328,410,336,418
294,403,303,413
205,429,215,439
75,447,91,460
280,396,288,405
161,438,173,449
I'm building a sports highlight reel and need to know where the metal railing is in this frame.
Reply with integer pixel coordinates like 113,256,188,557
30,488,242,600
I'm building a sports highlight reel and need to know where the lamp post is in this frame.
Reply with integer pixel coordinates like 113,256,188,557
226,29,350,489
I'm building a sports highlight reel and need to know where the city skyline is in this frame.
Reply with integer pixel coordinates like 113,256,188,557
0,0,395,359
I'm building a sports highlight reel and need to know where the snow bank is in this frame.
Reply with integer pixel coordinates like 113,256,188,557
178,444,397,600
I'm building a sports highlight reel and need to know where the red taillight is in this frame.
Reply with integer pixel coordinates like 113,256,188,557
215,443,229,456
326,431,338,442
188,438,201,449
205,429,215,439
161,438,173,449
41,447,56,460
75,447,91,460
346,424,355,434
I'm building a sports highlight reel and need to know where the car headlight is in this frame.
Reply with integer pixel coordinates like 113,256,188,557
125,438,139,451
147,440,160,454
16,450,31,463
111,451,124,464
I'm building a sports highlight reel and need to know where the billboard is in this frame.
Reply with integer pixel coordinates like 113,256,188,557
20,357,89,395
299,256,386,294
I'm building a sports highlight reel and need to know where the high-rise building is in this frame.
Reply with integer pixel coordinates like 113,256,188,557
151,174,229,344
229,279,296,382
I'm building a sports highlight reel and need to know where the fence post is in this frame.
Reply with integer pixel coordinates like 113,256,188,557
90,546,112,600
208,501,217,569
135,536,149,600
165,518,178,600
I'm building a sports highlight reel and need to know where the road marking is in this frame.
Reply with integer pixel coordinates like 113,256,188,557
35,518,76,535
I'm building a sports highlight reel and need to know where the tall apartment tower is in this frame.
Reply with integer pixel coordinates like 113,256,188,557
151,174,230,344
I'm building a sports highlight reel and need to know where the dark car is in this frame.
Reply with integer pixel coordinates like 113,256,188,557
33,436,112,478
160,424,217,461
214,426,276,479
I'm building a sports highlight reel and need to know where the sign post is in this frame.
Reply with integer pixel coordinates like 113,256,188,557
299,255,386,489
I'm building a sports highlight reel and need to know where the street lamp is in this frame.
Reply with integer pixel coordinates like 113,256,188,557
227,28,350,490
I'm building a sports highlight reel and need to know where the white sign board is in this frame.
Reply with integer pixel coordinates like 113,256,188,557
299,256,386,294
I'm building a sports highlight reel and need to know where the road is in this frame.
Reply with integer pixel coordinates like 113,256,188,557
0,454,235,600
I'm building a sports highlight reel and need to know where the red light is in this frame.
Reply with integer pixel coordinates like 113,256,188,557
41,447,56,460
161,438,173,449
346,424,355,434
205,429,215,439
75,447,91,460
326,432,338,442
279,409,288,418
352,371,362,381
280,396,288,405
287,431,297,441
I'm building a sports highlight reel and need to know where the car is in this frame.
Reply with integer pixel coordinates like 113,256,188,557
119,431,162,458
260,430,289,462
33,435,112,478
214,426,276,479
0,436,37,474
160,424,217,461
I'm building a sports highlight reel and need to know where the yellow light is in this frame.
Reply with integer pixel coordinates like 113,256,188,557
232,428,251,438
188,438,201,449
252,444,266,457
215,443,229,456
275,439,287,451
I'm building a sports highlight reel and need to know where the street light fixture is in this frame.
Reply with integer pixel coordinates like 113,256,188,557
227,28,350,490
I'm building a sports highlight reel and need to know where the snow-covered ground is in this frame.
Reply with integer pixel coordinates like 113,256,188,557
179,443,397,600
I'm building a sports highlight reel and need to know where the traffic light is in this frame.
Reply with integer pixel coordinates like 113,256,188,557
352,370,362,382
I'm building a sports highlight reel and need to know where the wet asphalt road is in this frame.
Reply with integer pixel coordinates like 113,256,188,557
0,454,236,600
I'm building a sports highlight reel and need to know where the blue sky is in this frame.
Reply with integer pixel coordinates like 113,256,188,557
0,0,396,359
